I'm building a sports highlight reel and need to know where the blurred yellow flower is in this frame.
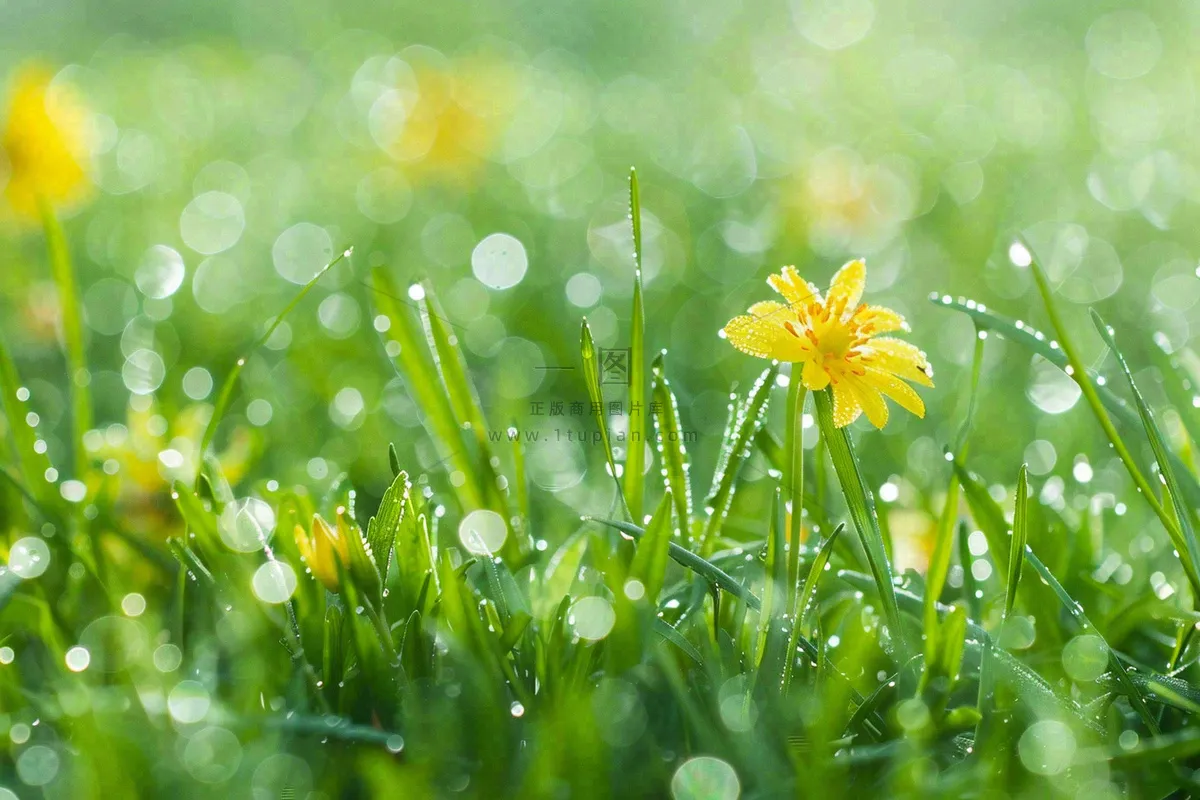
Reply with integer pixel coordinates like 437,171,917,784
380,56,519,184
90,401,254,536
0,65,92,221
295,514,350,592
789,147,914,253
723,259,933,429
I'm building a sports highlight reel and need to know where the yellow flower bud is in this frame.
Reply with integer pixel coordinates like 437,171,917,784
294,514,350,592
336,507,381,599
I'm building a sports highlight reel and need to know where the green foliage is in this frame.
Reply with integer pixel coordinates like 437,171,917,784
7,147,1200,797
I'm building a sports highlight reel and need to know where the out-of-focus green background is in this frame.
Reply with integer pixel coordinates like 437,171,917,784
3,0,1196,554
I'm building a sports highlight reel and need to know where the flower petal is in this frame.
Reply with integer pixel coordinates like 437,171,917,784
802,357,830,391
848,379,889,429
853,304,908,336
831,380,862,428
723,301,811,361
864,338,934,388
864,367,926,418
767,265,820,310
826,259,865,318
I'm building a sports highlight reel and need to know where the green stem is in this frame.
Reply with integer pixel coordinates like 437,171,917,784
39,201,90,480
814,388,907,660
784,370,808,605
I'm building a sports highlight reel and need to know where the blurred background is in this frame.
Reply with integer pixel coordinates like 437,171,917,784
2,0,1198,567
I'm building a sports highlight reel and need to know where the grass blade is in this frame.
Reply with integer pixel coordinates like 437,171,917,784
814,388,905,657
926,329,983,666
933,291,1200,509
581,318,630,518
948,456,1010,576
796,523,843,631
510,421,530,533
1148,342,1200,454
783,369,808,596
199,248,350,479
1092,310,1200,597
1025,258,1196,597
590,517,758,609
370,268,483,510
624,168,646,522
365,470,408,582
0,334,57,507
40,203,89,480
650,352,693,541
1004,465,1029,620
923,471,959,658
629,490,674,603
698,363,779,555
593,515,877,727
844,569,1104,734
1023,545,1160,733
754,488,786,668
418,282,523,557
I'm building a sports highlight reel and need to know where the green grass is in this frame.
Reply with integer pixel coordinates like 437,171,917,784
8,190,1200,800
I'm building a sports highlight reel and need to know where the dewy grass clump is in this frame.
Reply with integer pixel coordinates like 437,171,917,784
4,58,1200,797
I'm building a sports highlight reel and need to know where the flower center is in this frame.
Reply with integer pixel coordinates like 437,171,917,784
815,324,854,360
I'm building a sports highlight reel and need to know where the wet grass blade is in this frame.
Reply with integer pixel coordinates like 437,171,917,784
510,421,530,532
698,363,778,555
923,471,959,657
1148,343,1200,454
957,521,980,622
948,456,1010,576
370,268,483,510
814,388,905,657
581,318,630,519
365,470,408,582
845,569,1104,734
40,203,90,480
933,291,1200,508
419,284,505,504
171,482,223,565
1081,728,1200,768
784,370,807,594
624,168,646,522
651,352,693,541
1023,545,1159,733
926,330,982,661
629,490,674,604
954,329,986,456
1092,310,1200,597
199,248,350,479
595,514,877,726
921,604,967,699
590,517,758,609
418,282,523,556
419,283,490,441
1026,260,1183,564
1004,465,1029,620
0,334,57,507
755,488,786,668
796,523,843,631
652,617,704,666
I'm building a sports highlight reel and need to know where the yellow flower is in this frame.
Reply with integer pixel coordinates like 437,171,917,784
295,514,351,592
722,259,933,429
1,65,92,221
